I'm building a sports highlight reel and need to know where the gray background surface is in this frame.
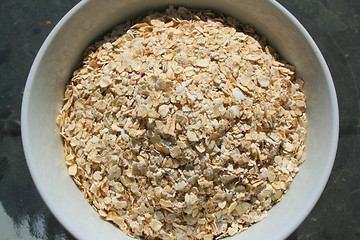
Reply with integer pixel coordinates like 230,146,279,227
0,0,359,239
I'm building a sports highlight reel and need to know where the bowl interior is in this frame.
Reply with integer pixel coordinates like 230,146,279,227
22,0,338,239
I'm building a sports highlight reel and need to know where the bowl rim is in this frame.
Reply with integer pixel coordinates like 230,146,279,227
21,0,339,239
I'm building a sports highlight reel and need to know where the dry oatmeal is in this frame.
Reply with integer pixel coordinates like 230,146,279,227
57,6,307,240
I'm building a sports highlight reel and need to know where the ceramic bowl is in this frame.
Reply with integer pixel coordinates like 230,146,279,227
22,0,339,239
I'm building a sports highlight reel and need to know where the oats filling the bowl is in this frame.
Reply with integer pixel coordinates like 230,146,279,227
57,6,307,240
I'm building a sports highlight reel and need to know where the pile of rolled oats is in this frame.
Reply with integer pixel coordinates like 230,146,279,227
57,6,307,240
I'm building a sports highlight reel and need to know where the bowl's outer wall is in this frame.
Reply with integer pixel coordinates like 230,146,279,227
21,0,338,239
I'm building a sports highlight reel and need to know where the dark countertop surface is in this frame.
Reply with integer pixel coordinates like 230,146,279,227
0,0,359,239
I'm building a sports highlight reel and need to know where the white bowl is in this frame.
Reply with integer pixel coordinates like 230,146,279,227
21,0,339,239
